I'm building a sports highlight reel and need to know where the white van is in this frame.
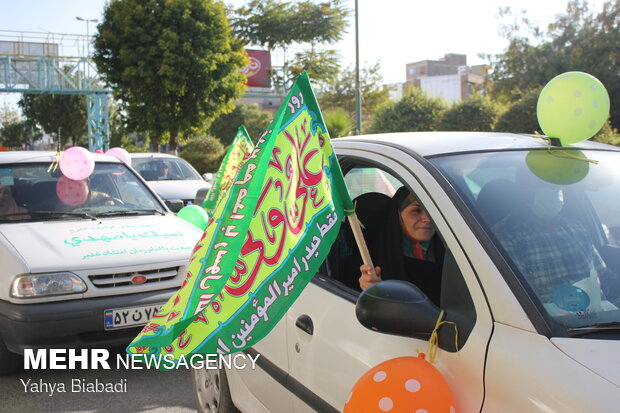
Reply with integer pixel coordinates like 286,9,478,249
0,151,203,374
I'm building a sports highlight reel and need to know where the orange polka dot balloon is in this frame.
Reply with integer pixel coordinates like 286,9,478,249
344,356,456,413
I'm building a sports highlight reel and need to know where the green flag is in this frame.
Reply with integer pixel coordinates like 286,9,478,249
127,72,353,359
202,126,254,211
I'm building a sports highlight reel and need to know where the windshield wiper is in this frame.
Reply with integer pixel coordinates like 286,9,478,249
96,209,166,217
566,321,620,337
1,211,99,221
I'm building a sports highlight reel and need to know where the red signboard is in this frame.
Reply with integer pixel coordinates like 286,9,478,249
240,49,272,88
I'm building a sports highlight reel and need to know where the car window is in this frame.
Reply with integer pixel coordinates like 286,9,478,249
172,158,201,180
132,157,201,181
1,162,166,222
322,164,445,302
344,167,399,200
315,159,477,349
431,149,620,333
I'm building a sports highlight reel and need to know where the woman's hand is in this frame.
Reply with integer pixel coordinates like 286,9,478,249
359,264,382,290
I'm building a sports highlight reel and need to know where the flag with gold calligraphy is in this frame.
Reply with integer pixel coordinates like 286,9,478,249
202,125,254,211
127,72,353,359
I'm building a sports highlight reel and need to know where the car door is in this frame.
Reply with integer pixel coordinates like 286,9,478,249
285,144,495,412
227,319,295,413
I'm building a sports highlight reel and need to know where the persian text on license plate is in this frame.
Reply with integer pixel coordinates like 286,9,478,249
104,304,162,330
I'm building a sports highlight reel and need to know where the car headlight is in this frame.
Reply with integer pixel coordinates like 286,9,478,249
10,273,87,298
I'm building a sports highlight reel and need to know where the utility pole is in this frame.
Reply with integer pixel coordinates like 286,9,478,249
354,0,362,135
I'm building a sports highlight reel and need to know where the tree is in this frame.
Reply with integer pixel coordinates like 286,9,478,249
487,0,620,129
323,108,353,138
370,88,446,134
179,135,226,173
438,96,501,131
1,105,40,149
590,119,620,146
494,89,542,134
318,63,389,131
93,0,248,151
230,0,349,91
18,93,87,147
0,105,20,128
0,120,38,149
208,102,273,146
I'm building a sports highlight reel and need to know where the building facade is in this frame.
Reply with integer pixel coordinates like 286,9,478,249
390,53,486,103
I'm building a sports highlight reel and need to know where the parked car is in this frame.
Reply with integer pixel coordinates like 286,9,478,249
130,153,211,212
191,132,620,413
0,151,203,374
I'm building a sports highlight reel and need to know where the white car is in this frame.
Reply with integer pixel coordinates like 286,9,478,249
0,151,203,374
129,153,211,211
191,132,620,413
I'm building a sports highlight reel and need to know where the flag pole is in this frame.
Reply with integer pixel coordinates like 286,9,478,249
347,213,376,276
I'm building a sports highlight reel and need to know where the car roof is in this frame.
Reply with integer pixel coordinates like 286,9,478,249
129,152,181,159
0,150,122,164
333,132,619,157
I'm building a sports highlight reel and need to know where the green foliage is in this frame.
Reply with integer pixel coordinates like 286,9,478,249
0,105,20,128
487,0,620,129
18,92,87,146
319,63,389,132
0,104,33,149
0,120,38,149
494,89,542,134
438,95,501,131
179,135,226,174
590,119,620,146
369,88,446,134
94,0,248,151
286,49,341,89
208,102,272,146
120,136,149,153
231,0,348,49
324,108,353,138
230,0,348,91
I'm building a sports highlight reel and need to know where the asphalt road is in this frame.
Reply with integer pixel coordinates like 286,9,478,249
0,346,197,413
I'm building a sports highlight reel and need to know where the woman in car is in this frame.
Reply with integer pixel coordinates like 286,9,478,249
357,186,444,304
0,185,28,220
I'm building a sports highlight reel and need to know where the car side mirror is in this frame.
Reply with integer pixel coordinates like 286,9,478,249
202,173,213,182
355,280,441,340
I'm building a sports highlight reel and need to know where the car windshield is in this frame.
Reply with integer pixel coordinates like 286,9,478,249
0,162,166,222
132,157,202,181
431,149,620,334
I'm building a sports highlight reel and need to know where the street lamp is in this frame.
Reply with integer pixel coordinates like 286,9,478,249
76,16,99,87
75,16,98,56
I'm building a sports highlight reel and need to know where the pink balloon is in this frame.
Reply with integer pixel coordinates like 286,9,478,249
105,147,131,166
56,176,88,206
59,147,95,181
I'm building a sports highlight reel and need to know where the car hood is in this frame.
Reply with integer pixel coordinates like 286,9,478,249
146,180,210,201
0,215,202,272
552,337,620,387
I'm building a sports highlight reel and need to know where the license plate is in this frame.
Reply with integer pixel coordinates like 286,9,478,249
104,304,163,330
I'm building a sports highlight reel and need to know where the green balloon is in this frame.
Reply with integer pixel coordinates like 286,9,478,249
525,150,589,185
537,71,610,145
177,205,209,230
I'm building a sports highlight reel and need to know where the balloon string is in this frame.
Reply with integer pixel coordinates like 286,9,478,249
47,152,61,173
537,134,599,164
546,147,599,164
351,200,364,228
424,309,459,363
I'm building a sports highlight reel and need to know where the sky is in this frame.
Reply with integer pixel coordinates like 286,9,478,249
0,0,609,109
